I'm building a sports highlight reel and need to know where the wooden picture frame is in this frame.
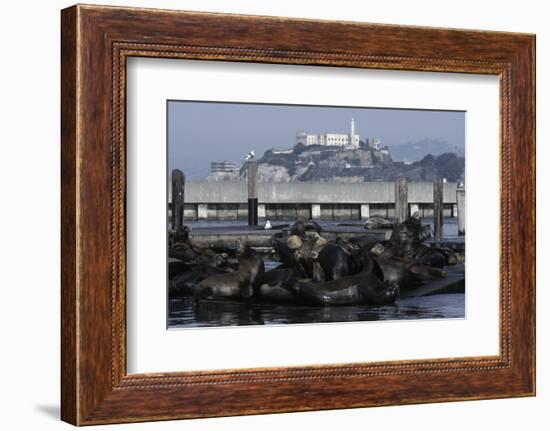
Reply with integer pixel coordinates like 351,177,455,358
61,4,535,425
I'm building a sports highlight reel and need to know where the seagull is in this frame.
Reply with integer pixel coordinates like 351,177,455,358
245,150,255,161
264,220,272,230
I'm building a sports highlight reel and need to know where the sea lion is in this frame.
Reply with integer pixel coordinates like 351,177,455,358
256,267,301,303
169,264,229,296
316,243,353,280
169,240,197,263
290,220,306,237
373,256,423,291
438,247,458,265
289,220,322,238
170,240,226,267
304,221,322,234
194,247,265,301
274,234,321,279
273,237,298,267
365,217,394,230
293,235,322,278
371,242,447,281
286,235,303,249
316,239,382,281
392,215,457,268
169,225,228,267
312,261,325,282
308,232,328,251
168,258,190,279
406,261,447,280
291,253,399,306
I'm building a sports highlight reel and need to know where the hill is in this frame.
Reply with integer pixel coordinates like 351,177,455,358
389,138,464,163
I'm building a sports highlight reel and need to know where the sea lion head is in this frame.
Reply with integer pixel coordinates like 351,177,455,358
383,281,400,303
290,220,306,237
172,225,190,243
370,243,386,256
287,235,303,249
212,254,227,268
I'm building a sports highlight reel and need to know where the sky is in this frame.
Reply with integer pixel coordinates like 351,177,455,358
168,101,465,179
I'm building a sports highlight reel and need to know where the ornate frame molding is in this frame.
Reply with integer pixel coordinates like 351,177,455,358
61,5,535,425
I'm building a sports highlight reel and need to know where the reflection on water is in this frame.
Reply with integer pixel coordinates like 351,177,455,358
168,293,465,329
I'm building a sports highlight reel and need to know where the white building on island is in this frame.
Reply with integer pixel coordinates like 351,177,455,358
366,137,380,150
296,117,360,148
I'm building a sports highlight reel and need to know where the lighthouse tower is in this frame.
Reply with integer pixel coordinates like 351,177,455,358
350,117,357,148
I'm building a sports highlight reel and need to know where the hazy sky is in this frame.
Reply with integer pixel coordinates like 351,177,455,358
168,101,465,179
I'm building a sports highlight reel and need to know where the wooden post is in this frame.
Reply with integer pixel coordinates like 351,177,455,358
395,177,408,224
433,178,444,243
247,161,258,226
171,169,184,231
457,186,466,236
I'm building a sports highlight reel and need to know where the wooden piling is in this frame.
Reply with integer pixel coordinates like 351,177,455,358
433,178,444,243
247,161,259,226
395,177,408,224
457,186,465,236
171,169,184,231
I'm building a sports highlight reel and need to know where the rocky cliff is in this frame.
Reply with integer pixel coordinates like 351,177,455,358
207,143,464,183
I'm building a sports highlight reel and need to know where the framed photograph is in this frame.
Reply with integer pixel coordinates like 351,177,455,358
61,4,535,425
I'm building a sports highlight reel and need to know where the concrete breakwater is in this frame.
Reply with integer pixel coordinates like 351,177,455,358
169,180,462,221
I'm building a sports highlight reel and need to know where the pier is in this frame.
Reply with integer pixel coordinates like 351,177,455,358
169,178,464,222
169,170,465,328
170,168,466,251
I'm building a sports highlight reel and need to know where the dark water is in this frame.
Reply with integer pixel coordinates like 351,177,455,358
168,294,465,329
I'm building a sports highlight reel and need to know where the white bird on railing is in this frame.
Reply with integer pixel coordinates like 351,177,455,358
245,150,255,161
264,220,272,230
